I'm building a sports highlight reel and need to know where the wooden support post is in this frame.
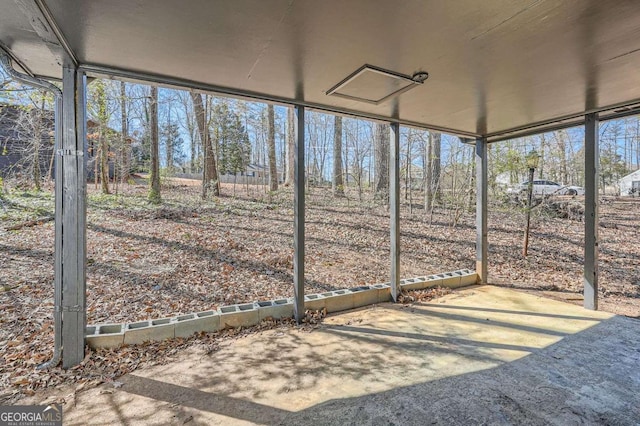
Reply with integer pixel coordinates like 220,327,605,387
61,65,87,368
475,137,488,284
390,122,401,301
584,113,599,310
293,105,305,322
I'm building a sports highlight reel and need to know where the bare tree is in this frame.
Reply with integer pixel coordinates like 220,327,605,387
267,104,278,191
119,81,129,190
148,85,161,203
423,132,433,211
94,80,111,194
332,115,344,197
538,133,546,179
374,123,389,201
344,119,372,201
190,92,220,197
176,91,199,174
557,130,568,184
306,112,332,185
433,132,442,203
285,107,295,186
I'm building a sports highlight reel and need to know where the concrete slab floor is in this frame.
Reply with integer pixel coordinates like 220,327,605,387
60,286,640,425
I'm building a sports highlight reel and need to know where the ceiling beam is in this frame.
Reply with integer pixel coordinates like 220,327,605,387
32,0,78,66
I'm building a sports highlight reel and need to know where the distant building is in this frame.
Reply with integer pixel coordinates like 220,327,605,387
0,104,54,178
0,103,133,182
619,169,640,196
219,163,284,185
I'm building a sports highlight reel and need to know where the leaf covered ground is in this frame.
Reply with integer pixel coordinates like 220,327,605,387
1,180,638,403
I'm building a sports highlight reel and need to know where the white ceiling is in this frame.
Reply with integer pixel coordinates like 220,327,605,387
2,0,640,138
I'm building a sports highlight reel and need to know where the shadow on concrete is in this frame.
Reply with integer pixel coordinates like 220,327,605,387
416,302,602,321
322,323,540,353
111,314,640,425
119,375,292,425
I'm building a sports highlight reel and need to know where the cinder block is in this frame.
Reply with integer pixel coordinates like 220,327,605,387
372,283,392,303
174,311,221,338
99,323,124,334
424,275,441,287
257,299,294,320
124,319,175,345
323,289,354,313
219,303,260,328
401,277,431,291
438,272,460,288
304,294,326,311
86,323,125,349
195,310,222,330
93,324,124,347
351,286,379,308
458,269,478,287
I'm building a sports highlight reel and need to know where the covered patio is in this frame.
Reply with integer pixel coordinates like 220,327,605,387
1,0,639,373
52,286,640,424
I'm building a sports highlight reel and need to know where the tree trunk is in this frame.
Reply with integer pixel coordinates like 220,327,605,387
424,132,433,211
31,103,42,191
120,81,129,186
284,108,296,186
94,80,111,194
333,115,344,197
558,130,568,184
100,127,110,194
148,85,161,203
538,133,546,179
166,128,173,176
32,115,42,191
374,123,389,202
190,92,219,198
94,144,99,190
433,132,441,203
267,104,278,192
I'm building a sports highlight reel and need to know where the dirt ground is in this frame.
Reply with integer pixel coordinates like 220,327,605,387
1,180,638,403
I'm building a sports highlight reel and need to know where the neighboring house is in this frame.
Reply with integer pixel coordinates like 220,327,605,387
219,163,284,185
494,172,512,188
344,167,372,185
619,169,640,196
400,164,424,182
0,103,54,179
0,103,132,181
85,119,134,181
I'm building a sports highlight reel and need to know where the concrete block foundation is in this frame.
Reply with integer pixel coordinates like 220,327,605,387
84,270,478,348
323,290,354,313
304,294,326,311
174,311,221,338
220,303,260,328
257,299,294,320
86,324,124,349
124,319,175,345
351,286,380,308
